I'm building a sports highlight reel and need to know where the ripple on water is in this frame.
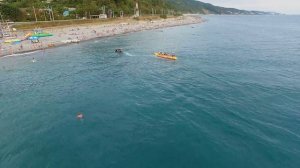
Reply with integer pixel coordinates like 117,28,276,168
0,15,300,168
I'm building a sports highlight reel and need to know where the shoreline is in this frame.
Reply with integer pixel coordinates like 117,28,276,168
0,16,202,58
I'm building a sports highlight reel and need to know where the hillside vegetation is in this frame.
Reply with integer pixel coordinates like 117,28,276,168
0,0,272,21
168,0,273,15
1,0,173,21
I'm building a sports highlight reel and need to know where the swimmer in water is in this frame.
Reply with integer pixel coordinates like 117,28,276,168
32,57,36,63
77,112,84,119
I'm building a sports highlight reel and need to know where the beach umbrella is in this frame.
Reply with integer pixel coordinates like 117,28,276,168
28,36,39,40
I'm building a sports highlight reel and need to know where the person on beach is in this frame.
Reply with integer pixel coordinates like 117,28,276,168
77,113,84,119
9,46,13,55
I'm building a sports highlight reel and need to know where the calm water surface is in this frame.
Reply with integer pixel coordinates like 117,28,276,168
0,15,300,168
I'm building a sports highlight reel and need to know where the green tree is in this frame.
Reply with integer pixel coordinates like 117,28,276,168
0,4,24,21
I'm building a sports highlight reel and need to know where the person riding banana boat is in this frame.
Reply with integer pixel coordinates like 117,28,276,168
115,48,123,53
154,52,177,60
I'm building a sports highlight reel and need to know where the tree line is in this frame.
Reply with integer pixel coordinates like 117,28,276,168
0,0,174,21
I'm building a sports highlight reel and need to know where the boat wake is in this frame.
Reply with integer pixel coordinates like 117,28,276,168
124,52,134,57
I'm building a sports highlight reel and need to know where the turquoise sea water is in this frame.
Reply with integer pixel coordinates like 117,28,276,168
0,15,300,168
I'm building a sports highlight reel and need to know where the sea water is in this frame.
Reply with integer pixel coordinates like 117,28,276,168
0,15,300,168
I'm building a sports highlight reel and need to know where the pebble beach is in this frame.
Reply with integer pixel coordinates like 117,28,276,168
0,15,201,57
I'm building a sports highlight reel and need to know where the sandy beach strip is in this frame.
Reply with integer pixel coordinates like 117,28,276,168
0,15,202,57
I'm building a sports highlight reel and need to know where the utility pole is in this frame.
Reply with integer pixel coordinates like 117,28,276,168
33,6,38,22
49,9,52,21
102,6,106,14
120,10,124,18
108,9,112,18
43,10,47,21
51,7,55,21
0,13,3,37
134,1,140,17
